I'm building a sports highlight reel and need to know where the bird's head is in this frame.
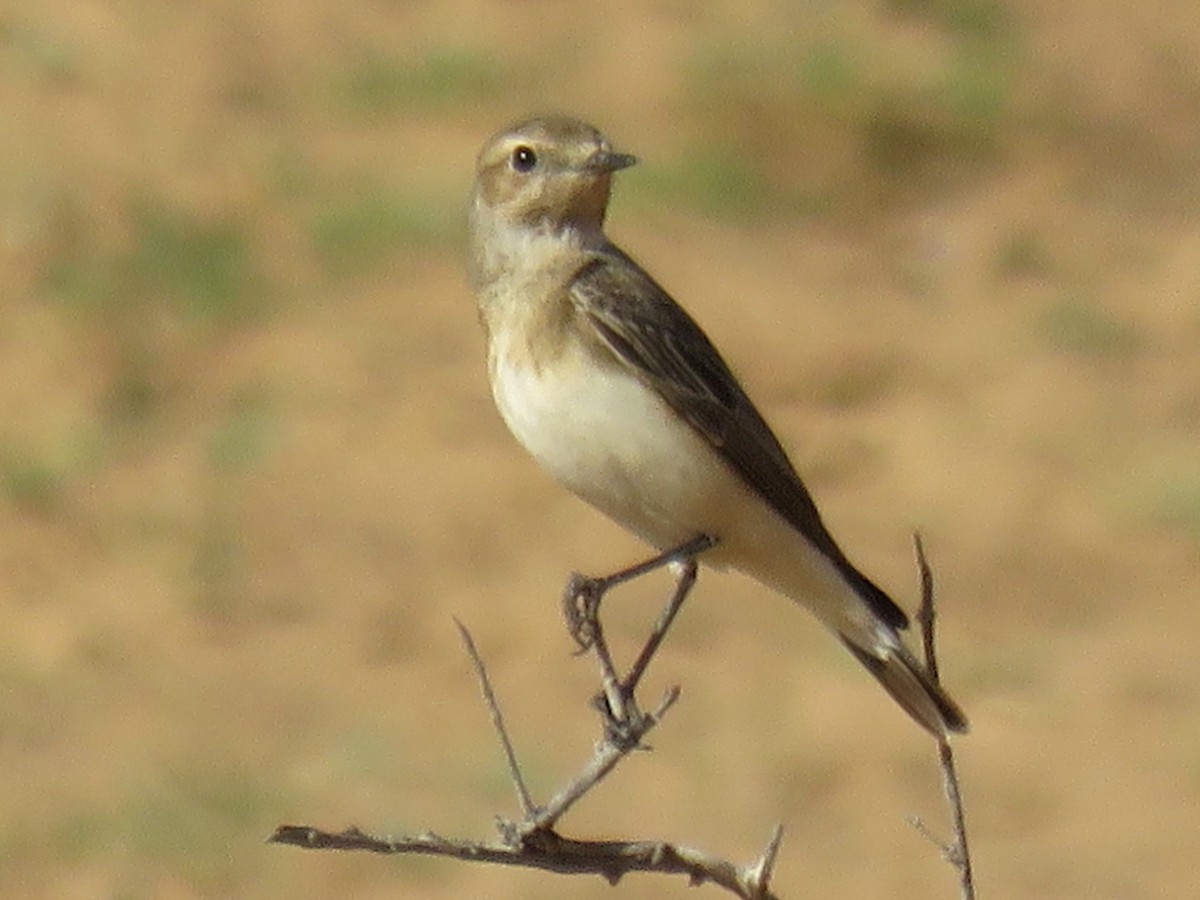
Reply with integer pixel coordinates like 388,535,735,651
472,115,637,234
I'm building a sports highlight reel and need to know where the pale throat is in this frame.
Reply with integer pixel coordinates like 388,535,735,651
471,192,606,287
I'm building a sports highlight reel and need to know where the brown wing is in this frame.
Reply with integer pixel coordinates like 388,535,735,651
569,249,908,631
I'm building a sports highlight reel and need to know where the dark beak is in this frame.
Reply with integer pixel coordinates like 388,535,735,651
587,149,639,173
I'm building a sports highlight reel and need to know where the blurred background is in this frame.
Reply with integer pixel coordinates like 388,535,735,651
4,1,1199,897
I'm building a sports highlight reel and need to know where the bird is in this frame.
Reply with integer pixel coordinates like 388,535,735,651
466,114,967,738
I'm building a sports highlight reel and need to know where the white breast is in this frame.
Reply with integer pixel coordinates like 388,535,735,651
490,332,735,548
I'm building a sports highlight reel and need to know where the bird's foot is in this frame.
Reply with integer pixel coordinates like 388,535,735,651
591,683,647,749
561,571,609,652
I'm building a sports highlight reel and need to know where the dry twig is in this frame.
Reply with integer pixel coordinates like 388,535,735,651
272,538,785,898
909,532,977,900
272,533,973,899
268,823,785,898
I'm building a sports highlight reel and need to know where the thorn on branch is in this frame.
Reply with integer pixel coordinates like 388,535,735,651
745,824,785,897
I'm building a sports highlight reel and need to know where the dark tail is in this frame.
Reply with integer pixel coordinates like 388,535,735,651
840,638,969,738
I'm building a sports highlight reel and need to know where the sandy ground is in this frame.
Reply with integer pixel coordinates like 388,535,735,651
3,2,1200,898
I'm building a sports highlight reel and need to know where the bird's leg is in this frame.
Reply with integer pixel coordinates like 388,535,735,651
561,534,716,742
621,556,700,699
561,533,716,651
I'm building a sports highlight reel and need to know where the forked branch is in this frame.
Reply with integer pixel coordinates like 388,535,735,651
271,534,973,899
271,539,784,898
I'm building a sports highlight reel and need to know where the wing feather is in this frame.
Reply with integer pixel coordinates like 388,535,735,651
570,250,908,631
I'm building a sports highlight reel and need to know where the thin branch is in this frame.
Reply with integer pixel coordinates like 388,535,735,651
268,824,784,899
275,532,774,898
272,613,784,898
531,684,679,833
274,529,973,899
454,618,536,820
911,532,976,900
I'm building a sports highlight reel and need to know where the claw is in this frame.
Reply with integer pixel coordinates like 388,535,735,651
562,572,607,651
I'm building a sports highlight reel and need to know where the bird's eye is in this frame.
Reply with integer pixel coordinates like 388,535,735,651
511,145,538,173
